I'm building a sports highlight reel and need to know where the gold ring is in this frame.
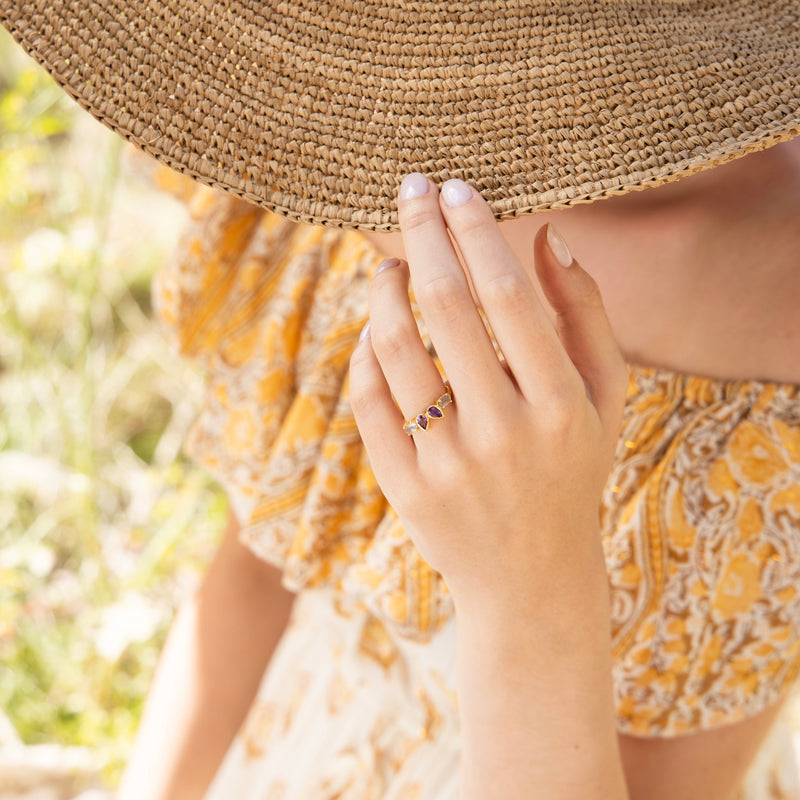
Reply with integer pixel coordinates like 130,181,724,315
403,385,453,435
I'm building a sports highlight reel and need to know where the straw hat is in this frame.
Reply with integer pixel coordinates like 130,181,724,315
2,1,800,230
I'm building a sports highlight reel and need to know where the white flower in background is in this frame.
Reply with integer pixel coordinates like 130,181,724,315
68,222,96,254
93,593,160,662
0,542,55,578
0,452,91,506
19,228,65,273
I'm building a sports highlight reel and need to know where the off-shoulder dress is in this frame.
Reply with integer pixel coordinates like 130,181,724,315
153,186,800,800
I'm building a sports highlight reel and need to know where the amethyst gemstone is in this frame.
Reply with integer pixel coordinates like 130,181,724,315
427,405,443,418
417,414,429,430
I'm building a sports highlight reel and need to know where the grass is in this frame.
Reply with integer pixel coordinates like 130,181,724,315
0,27,227,785
3,20,800,797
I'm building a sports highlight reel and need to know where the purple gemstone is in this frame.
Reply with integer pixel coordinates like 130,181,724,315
417,414,429,430
427,405,443,418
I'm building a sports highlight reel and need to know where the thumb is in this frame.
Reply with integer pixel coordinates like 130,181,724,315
533,223,629,430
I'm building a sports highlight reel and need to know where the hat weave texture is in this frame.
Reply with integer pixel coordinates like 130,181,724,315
3,1,800,230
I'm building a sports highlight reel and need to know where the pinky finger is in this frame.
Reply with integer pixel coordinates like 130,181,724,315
349,325,417,486
532,224,628,429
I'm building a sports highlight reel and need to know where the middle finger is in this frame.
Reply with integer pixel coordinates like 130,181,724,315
438,178,577,402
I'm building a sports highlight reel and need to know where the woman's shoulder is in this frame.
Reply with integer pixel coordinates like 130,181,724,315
153,186,383,362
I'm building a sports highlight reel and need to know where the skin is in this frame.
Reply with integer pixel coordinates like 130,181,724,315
348,138,800,798
352,182,627,601
117,516,295,800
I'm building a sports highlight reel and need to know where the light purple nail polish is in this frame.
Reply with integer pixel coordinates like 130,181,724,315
359,321,371,342
375,257,401,275
441,178,473,208
400,172,429,200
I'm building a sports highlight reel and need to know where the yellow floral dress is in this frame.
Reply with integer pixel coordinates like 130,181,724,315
153,186,800,800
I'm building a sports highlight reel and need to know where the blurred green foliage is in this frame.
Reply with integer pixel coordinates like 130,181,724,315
0,27,226,785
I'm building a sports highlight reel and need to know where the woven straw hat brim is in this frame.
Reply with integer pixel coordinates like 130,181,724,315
3,1,800,231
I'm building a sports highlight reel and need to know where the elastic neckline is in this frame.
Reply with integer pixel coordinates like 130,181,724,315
626,363,800,400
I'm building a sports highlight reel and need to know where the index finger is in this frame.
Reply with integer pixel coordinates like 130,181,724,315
397,173,509,410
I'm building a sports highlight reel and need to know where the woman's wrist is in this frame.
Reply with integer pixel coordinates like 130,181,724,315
446,527,611,633
452,570,628,800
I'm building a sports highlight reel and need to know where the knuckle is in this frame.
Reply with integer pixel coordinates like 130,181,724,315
422,452,465,488
348,342,369,375
348,385,375,420
542,380,586,428
372,318,418,362
400,206,439,235
454,209,497,239
548,402,577,435
573,271,605,310
469,415,515,455
348,360,380,415
482,272,531,313
417,273,467,315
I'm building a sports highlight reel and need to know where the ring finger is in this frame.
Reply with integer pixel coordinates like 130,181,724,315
369,258,456,436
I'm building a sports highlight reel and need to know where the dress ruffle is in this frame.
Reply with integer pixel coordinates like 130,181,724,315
154,185,800,737
154,187,453,640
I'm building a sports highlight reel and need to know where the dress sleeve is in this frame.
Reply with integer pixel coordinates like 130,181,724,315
153,185,389,594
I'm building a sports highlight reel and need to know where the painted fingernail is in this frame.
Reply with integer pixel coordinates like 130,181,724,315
546,224,573,267
359,321,371,342
375,257,401,275
441,178,473,208
400,172,429,200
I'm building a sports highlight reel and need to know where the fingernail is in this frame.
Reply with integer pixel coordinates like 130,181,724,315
359,321,371,342
546,224,573,267
400,172,429,200
441,178,473,208
375,257,401,275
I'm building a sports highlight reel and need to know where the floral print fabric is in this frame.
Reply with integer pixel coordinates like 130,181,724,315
153,184,800,797
606,372,800,734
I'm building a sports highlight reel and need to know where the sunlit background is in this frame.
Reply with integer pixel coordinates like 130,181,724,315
3,21,800,800
0,27,227,797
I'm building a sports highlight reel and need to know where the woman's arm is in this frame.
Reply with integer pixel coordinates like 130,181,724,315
453,564,628,800
349,174,631,798
116,510,295,800
455,581,785,800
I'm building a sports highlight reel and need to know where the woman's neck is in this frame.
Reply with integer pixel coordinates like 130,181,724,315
359,138,800,383
546,139,800,381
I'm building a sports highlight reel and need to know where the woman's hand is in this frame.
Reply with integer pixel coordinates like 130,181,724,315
349,172,628,611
